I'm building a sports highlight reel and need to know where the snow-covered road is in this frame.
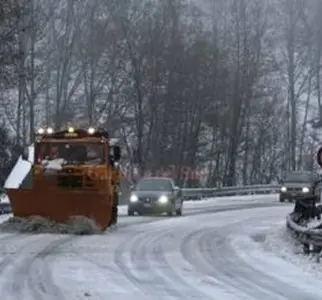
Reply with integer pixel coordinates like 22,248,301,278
0,197,319,300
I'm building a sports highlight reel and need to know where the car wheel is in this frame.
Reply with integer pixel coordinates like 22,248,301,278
176,201,183,216
127,208,135,216
167,202,175,216
279,196,285,202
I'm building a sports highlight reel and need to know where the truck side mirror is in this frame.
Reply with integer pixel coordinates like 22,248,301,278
113,146,121,161
21,147,29,161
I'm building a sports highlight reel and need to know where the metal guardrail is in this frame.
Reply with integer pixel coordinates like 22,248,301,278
182,184,279,200
286,198,322,261
0,183,280,215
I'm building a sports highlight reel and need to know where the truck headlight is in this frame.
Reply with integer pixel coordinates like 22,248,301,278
158,195,168,204
302,187,309,193
281,186,287,192
130,194,138,202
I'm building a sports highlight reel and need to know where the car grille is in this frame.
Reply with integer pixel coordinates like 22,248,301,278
287,187,304,192
139,197,158,203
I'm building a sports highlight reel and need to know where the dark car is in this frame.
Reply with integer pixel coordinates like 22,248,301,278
127,177,183,216
279,171,322,202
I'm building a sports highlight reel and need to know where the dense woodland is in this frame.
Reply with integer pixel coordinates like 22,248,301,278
1,0,322,187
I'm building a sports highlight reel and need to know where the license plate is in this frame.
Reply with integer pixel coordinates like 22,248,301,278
143,203,152,207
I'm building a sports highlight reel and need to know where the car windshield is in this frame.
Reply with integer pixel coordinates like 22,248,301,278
135,179,172,191
284,172,314,182
35,142,104,165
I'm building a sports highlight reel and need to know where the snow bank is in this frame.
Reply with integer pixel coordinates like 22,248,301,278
184,194,279,205
0,215,103,235
264,226,322,278
304,218,322,229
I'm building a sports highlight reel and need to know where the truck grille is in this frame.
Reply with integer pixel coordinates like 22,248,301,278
57,175,83,188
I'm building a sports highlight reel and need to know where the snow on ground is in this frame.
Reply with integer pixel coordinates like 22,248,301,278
0,152,320,299
215,206,322,299
184,193,279,206
264,224,322,279
185,193,279,204
0,216,103,235
45,206,322,300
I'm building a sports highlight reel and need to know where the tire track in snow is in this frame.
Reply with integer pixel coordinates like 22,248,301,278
26,236,74,300
0,234,72,300
113,226,213,299
180,212,322,300
0,200,282,299
66,202,280,299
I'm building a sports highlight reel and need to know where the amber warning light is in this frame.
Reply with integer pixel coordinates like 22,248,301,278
36,126,103,138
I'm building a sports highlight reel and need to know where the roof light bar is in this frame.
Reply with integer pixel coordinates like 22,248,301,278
46,127,53,134
88,127,95,134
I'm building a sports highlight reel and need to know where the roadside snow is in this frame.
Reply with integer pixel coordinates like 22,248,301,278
184,194,279,204
306,219,322,229
264,225,322,279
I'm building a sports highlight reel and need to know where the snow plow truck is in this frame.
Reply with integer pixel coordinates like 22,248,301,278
5,126,121,231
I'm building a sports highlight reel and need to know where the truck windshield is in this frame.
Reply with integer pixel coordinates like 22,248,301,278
35,142,104,165
284,172,315,182
135,179,172,191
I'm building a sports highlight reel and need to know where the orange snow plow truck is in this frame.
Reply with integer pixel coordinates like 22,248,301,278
5,127,121,231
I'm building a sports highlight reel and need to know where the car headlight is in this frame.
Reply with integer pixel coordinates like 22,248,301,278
302,187,309,193
130,194,138,202
158,195,168,204
281,186,287,192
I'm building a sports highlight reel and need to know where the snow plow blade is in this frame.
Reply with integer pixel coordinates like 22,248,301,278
5,188,112,231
